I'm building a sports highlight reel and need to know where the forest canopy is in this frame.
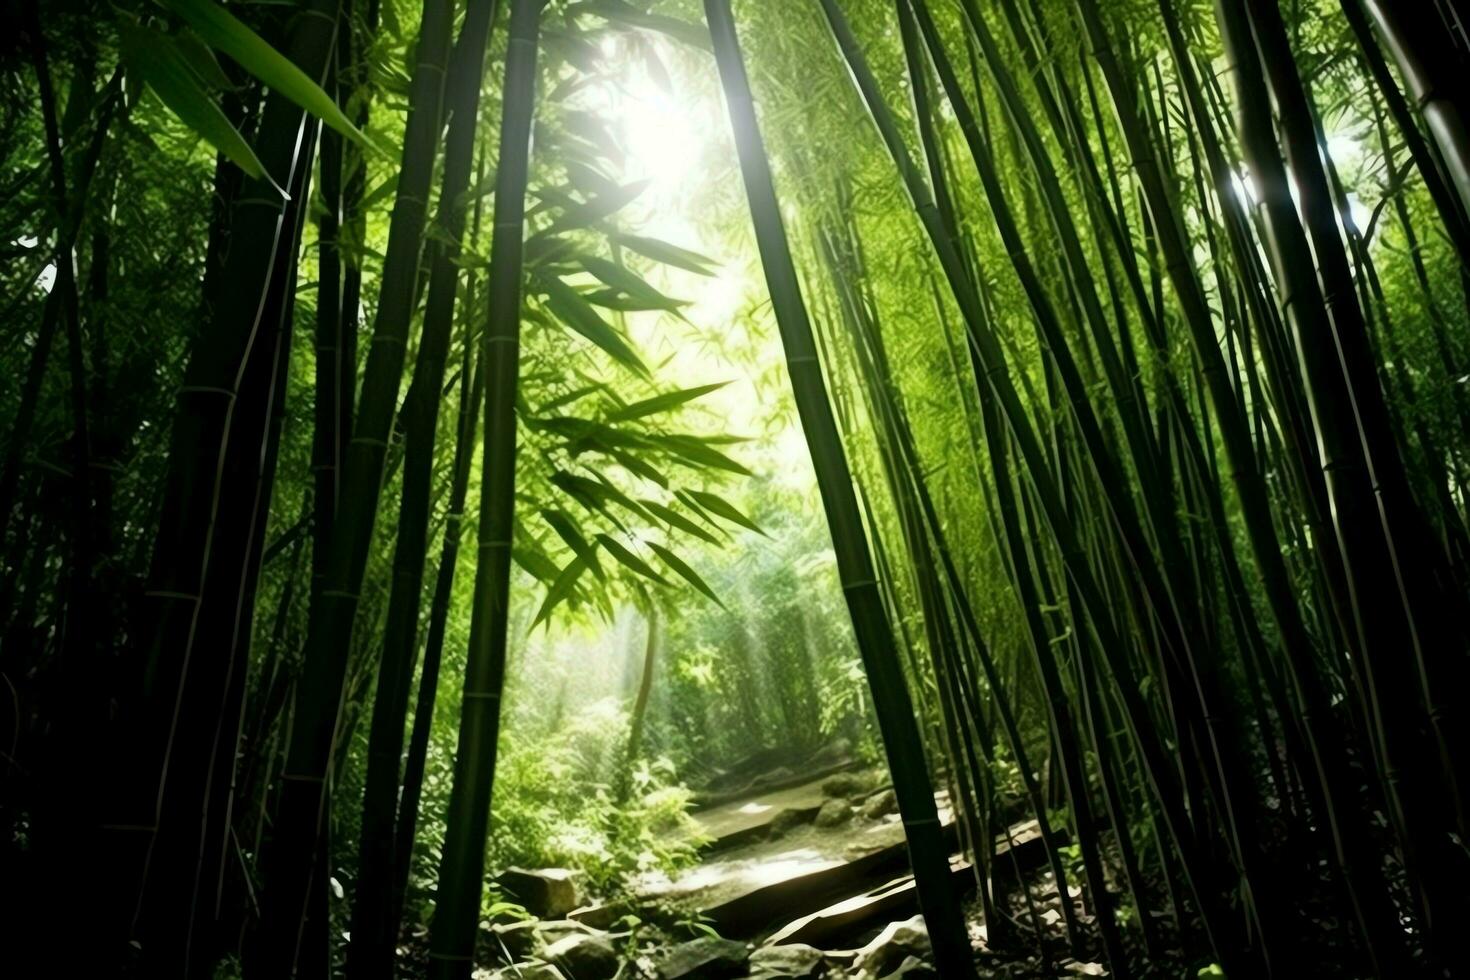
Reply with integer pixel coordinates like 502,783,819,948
2,0,1469,978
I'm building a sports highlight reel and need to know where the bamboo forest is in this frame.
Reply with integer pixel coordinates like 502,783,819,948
6,0,1470,976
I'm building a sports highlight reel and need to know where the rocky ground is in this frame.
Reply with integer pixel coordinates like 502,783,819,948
392,753,1132,980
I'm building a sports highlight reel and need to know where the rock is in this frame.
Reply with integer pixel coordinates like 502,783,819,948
750,943,825,978
770,807,812,836
878,956,938,979
754,766,795,789
489,966,565,980
814,799,851,828
541,931,618,979
495,868,584,919
859,789,899,820
821,771,871,798
481,917,596,963
481,919,541,962
853,915,930,978
657,937,749,979
568,903,625,930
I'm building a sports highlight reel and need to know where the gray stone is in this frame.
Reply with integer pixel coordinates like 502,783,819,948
567,903,625,930
750,943,825,978
770,807,812,836
481,918,598,964
657,937,749,979
495,868,584,919
482,918,541,962
541,932,618,979
489,966,565,980
820,771,871,798
879,956,938,979
814,799,851,828
853,916,930,978
859,788,899,820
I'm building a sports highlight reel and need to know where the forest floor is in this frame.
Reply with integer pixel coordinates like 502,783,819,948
432,746,1169,979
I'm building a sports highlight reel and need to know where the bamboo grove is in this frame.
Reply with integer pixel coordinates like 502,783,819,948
2,0,1469,977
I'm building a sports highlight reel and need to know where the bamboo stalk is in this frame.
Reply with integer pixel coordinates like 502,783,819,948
706,2,975,974
427,2,542,976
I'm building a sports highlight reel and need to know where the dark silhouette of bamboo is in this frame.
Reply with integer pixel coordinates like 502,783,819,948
91,1,341,963
257,0,454,970
348,6,497,973
393,351,483,925
426,2,540,976
1361,0,1470,228
844,0,1252,968
1217,0,1470,959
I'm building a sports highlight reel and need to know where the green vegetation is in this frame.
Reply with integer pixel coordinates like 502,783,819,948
2,0,1469,977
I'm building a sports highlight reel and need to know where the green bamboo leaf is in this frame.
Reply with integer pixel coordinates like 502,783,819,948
162,0,371,148
610,232,718,275
646,433,752,475
606,381,728,422
541,276,648,374
533,555,588,627
537,382,607,413
119,22,272,186
173,30,234,89
606,447,669,487
543,179,649,234
647,541,723,607
684,489,764,535
581,289,672,313
596,533,669,584
512,544,562,584
578,0,712,51
541,508,605,580
579,254,687,312
639,498,722,545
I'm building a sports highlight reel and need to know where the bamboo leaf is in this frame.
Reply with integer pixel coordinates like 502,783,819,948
646,433,752,475
540,276,648,374
532,554,589,627
173,30,235,89
639,498,722,544
606,381,728,422
119,22,273,186
606,447,669,487
596,533,669,584
512,544,562,584
577,0,712,51
683,489,764,535
541,508,605,580
610,232,718,275
579,254,687,312
162,0,371,148
541,180,649,234
647,541,723,606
